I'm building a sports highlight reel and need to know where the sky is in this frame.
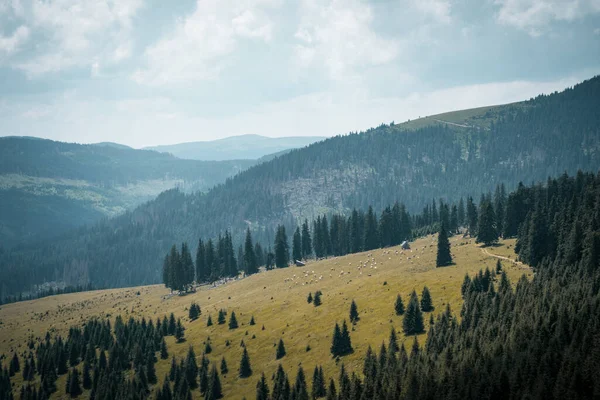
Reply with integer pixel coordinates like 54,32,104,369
0,0,599,148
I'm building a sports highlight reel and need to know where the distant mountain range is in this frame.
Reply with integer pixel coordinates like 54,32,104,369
144,134,326,160
2,76,599,297
0,138,256,247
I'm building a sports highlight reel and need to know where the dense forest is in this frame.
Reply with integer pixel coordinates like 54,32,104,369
2,172,599,399
1,76,599,298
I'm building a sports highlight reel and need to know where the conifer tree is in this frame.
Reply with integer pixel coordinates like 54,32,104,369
420,286,434,312
188,302,200,321
217,309,226,325
301,219,313,259
307,292,313,304
82,361,92,390
220,357,228,375
67,368,82,398
244,228,258,275
477,199,499,246
196,238,206,283
249,315,255,325
276,339,286,360
436,221,453,267
313,290,322,307
326,379,337,400
256,373,270,400
274,225,290,268
185,346,198,389
207,315,213,327
466,196,478,236
206,365,223,400
496,259,502,274
147,357,157,385
160,337,169,359
394,294,405,315
389,327,399,353
9,353,19,376
239,347,252,378
403,290,424,335
363,206,379,251
458,197,466,227
349,300,359,324
168,313,177,335
312,366,327,399
293,366,309,400
228,311,239,330
293,226,302,262
175,319,185,343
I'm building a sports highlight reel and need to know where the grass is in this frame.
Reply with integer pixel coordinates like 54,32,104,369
0,235,530,399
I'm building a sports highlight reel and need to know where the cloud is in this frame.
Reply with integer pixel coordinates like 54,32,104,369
495,0,600,36
9,0,143,76
413,0,452,24
133,0,279,86
0,26,30,56
293,0,399,79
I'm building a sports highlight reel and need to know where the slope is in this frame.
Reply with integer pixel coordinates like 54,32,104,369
144,134,326,161
0,236,529,399
0,137,256,247
1,75,599,295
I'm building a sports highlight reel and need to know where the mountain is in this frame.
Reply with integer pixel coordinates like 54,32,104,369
0,137,256,247
1,76,599,297
144,134,326,160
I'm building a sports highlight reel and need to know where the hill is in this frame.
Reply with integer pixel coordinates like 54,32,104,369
0,236,529,399
1,76,599,296
144,134,326,161
0,137,256,247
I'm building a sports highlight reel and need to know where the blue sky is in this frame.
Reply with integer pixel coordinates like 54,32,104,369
1,0,599,148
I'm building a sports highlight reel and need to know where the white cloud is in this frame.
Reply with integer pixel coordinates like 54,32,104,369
10,0,143,75
495,0,600,36
133,0,279,86
413,0,452,24
0,25,30,56
293,0,399,79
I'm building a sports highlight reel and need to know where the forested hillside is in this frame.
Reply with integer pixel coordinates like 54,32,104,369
1,76,599,298
0,138,256,247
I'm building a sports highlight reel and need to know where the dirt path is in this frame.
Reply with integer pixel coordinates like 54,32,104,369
481,247,531,271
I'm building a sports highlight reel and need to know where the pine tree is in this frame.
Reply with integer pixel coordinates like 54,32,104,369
363,206,379,251
228,311,239,330
168,313,177,335
436,221,453,267
307,292,313,304
188,302,200,321
67,368,82,398
175,319,185,343
185,346,198,389
256,373,270,400
82,360,92,390
196,238,206,283
466,196,478,236
326,379,337,400
301,219,313,259
274,225,290,268
9,353,19,376
313,290,322,307
312,366,327,399
217,309,226,325
403,290,424,335
349,300,359,323
207,315,213,326
239,347,252,378
160,337,169,359
477,199,499,246
495,259,502,275
206,365,223,400
276,339,286,360
249,315,255,325
389,327,399,353
458,197,466,227
147,357,157,385
420,286,433,312
293,226,302,262
244,228,258,275
394,294,405,315
293,366,309,400
220,357,228,375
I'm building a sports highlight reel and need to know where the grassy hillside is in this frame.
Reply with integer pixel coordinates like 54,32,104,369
0,237,530,399
145,134,326,161
0,137,256,247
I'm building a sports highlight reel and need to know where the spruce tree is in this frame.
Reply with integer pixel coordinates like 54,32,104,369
168,313,177,335
301,219,312,259
326,379,337,400
228,311,239,330
466,196,478,236
436,221,453,267
293,226,302,262
175,319,185,342
82,361,92,390
207,315,213,326
477,199,499,246
420,286,433,312
394,294,405,315
276,339,286,360
185,346,198,389
330,323,342,357
244,228,258,275
349,300,359,323
313,290,322,307
220,357,228,375
274,225,290,268
312,366,327,399
363,206,379,251
403,290,424,335
256,373,270,400
67,368,82,398
249,315,255,325
206,365,223,400
160,338,169,359
196,238,207,283
239,347,252,378
293,367,309,400
217,309,226,325
307,292,313,304
9,353,19,376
